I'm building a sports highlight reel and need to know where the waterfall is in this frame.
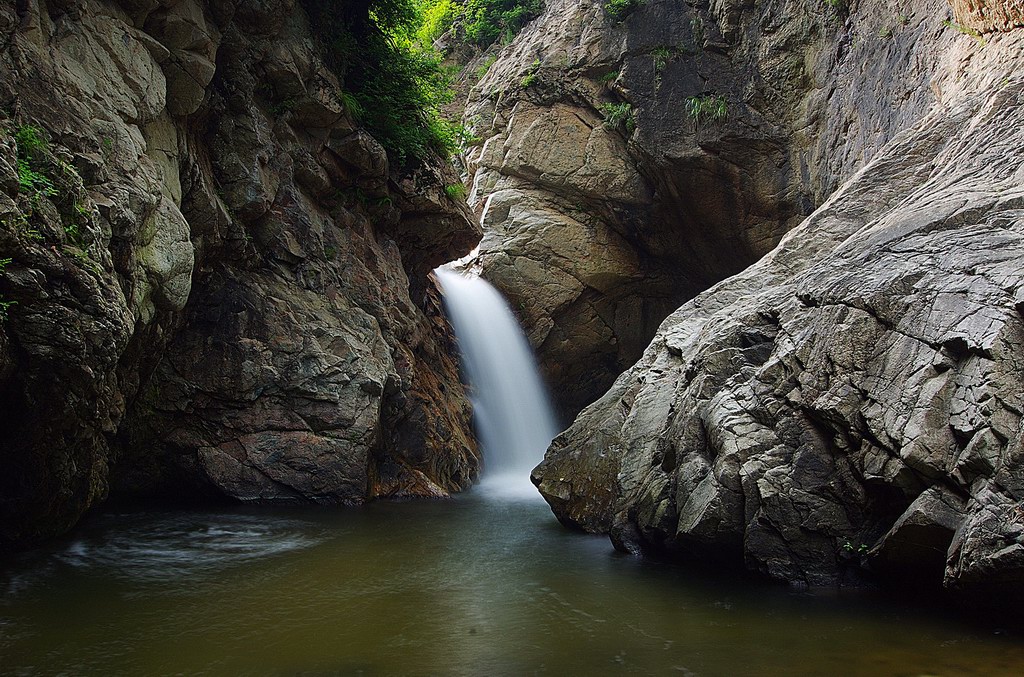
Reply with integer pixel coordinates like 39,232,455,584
435,267,558,498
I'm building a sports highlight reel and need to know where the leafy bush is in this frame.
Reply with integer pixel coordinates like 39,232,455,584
444,183,467,199
599,101,635,134
414,0,542,48
338,91,364,120
302,0,466,166
520,58,541,88
604,0,643,22
14,126,46,156
461,0,543,46
13,125,56,201
416,0,456,45
17,159,56,200
685,94,728,125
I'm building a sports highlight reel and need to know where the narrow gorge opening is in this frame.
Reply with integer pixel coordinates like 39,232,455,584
2,0,1024,672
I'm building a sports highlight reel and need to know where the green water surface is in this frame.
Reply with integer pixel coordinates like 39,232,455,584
2,490,1022,675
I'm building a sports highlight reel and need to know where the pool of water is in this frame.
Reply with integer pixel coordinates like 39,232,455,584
2,490,1022,675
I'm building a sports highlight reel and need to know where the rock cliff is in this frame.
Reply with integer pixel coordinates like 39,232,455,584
508,0,1024,599
0,0,479,549
464,0,1023,426
464,0,830,419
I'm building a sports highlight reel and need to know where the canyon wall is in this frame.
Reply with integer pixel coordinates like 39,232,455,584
512,0,1024,598
0,0,479,549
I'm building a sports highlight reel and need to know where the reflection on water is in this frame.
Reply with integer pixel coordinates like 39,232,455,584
2,491,1023,676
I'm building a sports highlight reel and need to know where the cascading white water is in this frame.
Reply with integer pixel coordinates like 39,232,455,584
435,267,558,498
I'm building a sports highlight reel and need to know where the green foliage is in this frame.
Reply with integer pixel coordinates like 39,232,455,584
14,124,56,201
0,257,13,323
14,126,46,156
942,18,986,45
416,0,456,45
302,0,467,166
461,0,543,46
652,47,675,88
652,46,672,73
413,0,542,48
597,70,619,84
270,97,298,115
604,0,643,22
599,101,635,134
63,245,100,275
823,0,847,13
685,94,728,125
690,15,705,45
842,541,869,554
65,210,84,245
2,213,42,243
338,91,365,120
475,54,498,79
520,58,540,88
444,183,467,199
17,159,56,200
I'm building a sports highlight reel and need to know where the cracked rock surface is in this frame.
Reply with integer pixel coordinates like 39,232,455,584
531,1,1024,601
0,0,479,549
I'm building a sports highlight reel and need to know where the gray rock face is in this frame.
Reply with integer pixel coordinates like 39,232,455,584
460,0,849,418
465,0,1024,424
531,1,1024,600
0,0,479,548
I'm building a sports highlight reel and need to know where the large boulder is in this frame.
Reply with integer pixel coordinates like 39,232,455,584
533,41,1024,602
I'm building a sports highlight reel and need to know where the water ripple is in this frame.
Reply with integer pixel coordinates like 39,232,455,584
8,512,325,591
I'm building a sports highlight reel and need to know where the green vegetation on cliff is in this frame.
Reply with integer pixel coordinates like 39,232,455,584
301,0,540,166
416,0,543,47
14,125,56,202
604,0,643,22
302,0,461,166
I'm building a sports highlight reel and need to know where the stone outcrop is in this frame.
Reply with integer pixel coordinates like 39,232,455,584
462,0,834,419
0,0,479,549
530,1,1024,601
464,0,1024,425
